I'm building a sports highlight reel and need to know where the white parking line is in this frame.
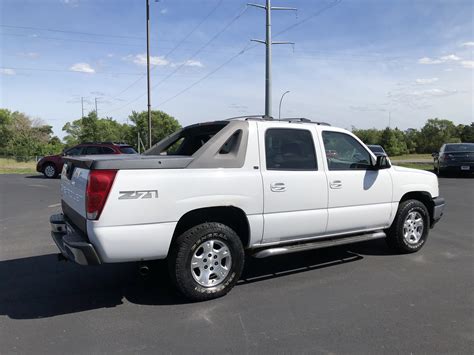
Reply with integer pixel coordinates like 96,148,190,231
48,203,61,208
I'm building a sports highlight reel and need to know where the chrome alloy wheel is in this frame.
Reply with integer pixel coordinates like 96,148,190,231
44,165,56,178
191,239,232,287
403,211,424,244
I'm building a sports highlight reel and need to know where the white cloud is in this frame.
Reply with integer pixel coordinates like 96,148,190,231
17,52,39,58
126,54,169,66
61,0,79,7
0,68,16,75
160,8,168,14
185,60,203,67
440,54,460,61
411,88,458,98
461,41,474,47
70,62,95,73
418,54,461,65
461,60,474,69
415,77,439,85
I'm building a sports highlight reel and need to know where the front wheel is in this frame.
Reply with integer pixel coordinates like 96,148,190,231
386,199,430,253
168,222,244,301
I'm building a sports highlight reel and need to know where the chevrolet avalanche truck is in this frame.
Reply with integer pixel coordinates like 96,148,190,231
50,116,445,301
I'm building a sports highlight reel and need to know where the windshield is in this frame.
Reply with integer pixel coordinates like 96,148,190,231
445,143,474,152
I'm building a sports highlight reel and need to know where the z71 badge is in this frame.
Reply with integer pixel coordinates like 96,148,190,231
118,190,158,200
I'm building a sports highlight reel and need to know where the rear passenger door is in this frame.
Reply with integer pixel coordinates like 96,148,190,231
259,123,328,244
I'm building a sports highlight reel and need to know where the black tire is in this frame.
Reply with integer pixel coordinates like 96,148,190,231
386,199,430,253
168,222,244,301
43,164,58,178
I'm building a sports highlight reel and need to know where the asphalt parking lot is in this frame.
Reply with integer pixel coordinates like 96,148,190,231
0,173,473,354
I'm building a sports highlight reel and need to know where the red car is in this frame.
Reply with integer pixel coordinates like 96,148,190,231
36,142,137,178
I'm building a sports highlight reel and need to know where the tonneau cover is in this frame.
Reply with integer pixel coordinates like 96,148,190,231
64,154,194,170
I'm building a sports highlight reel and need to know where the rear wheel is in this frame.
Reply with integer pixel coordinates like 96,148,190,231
168,222,244,301
43,164,58,178
386,199,430,253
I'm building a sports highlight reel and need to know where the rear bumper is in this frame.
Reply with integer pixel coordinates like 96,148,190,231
431,196,445,227
439,163,474,172
50,213,101,265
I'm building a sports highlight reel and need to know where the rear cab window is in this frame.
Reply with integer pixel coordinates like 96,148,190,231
265,128,318,170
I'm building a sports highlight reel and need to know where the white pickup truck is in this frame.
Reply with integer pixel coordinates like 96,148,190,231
50,116,445,301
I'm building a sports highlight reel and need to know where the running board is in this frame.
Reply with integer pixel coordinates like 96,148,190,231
252,231,386,258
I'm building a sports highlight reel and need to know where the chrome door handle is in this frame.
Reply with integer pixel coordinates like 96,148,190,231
270,182,286,192
330,180,342,189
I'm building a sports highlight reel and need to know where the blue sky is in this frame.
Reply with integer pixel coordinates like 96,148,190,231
1,0,473,138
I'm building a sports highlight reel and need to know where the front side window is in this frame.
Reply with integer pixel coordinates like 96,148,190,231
265,129,317,170
322,131,372,170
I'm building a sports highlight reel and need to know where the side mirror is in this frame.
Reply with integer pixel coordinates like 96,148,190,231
374,155,391,169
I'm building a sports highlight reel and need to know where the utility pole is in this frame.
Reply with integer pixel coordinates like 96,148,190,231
249,0,296,118
81,97,84,118
95,97,98,116
146,0,152,148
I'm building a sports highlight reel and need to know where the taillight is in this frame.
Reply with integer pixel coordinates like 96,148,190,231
86,170,117,220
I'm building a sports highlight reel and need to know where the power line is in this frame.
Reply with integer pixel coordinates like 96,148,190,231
153,0,343,108
0,24,143,40
106,3,249,114
106,0,225,103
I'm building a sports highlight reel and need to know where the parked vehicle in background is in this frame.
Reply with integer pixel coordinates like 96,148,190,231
50,116,445,301
36,142,137,178
367,144,387,157
432,143,474,175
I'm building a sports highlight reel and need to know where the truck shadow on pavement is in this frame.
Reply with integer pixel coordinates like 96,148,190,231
0,242,393,319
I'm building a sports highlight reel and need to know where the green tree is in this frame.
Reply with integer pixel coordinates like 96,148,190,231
418,118,460,153
62,111,130,146
351,127,382,145
459,122,474,142
126,110,181,149
380,127,408,156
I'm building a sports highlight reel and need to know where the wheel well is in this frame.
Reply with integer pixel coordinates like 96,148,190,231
172,206,250,248
400,191,434,222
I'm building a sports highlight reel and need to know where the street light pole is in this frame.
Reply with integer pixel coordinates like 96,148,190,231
278,90,290,120
146,0,152,149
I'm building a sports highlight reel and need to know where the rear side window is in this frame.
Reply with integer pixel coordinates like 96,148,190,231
265,129,317,171
85,146,102,155
118,146,137,154
101,147,116,154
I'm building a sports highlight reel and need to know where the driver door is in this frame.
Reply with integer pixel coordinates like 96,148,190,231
321,130,393,234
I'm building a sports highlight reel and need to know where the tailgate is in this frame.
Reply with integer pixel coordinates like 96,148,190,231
60,161,89,232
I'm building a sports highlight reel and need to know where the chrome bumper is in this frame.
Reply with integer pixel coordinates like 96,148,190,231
50,213,101,265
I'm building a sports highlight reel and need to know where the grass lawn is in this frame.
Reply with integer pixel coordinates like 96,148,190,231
0,158,37,174
393,162,434,171
390,153,433,161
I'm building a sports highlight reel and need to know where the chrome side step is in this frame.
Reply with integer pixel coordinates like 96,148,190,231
252,231,386,258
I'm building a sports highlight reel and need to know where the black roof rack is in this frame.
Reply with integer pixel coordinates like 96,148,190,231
284,118,331,126
226,115,274,121
226,115,330,125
